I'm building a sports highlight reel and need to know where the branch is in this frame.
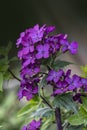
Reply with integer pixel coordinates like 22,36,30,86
55,107,63,130
40,95,53,109
8,68,21,82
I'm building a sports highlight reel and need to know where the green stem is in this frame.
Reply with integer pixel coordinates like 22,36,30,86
8,68,21,81
40,95,53,109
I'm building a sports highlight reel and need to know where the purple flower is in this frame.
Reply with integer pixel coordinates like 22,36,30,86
22,119,41,130
45,25,55,34
16,24,80,100
22,54,36,68
46,36,61,53
18,47,30,59
53,80,68,95
65,69,71,77
65,74,82,91
18,84,38,100
18,79,39,101
21,66,40,78
29,24,46,44
53,89,63,95
60,39,78,54
36,44,50,59
16,32,25,47
68,41,78,54
18,88,24,100
60,39,69,53
57,34,68,40
81,77,87,91
47,69,87,96
46,69,64,83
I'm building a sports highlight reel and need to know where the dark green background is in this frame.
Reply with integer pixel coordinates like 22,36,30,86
0,0,87,44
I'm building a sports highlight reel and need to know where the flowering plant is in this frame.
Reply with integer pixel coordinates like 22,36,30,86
16,24,87,130
1,24,87,130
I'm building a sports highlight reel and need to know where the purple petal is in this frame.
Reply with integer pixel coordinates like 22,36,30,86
54,89,63,95
22,59,31,68
33,24,39,30
68,41,78,54
45,26,55,34
68,85,76,90
22,90,33,100
32,86,38,94
36,44,43,51
22,126,27,130
18,88,23,100
16,38,22,47
43,44,50,51
43,52,49,58
36,52,42,59
29,45,34,52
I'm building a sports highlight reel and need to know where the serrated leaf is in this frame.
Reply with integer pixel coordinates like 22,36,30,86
67,125,83,130
0,64,9,72
3,71,11,80
0,47,6,56
9,56,18,62
0,72,3,91
17,99,39,117
81,97,87,111
53,93,77,112
0,58,9,72
41,118,53,130
30,107,53,118
82,127,87,130
0,42,12,57
80,66,87,78
42,56,53,66
68,106,87,126
52,60,73,70
6,41,12,54
39,75,47,88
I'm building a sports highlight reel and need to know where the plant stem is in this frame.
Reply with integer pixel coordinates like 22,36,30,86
8,68,21,81
55,107,63,130
40,95,53,109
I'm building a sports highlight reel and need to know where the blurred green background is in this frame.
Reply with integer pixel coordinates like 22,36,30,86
0,0,87,129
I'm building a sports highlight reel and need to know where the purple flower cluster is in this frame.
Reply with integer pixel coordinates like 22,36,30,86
46,69,87,95
16,24,78,100
22,119,41,130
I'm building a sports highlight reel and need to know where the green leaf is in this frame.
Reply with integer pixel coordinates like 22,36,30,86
42,56,53,66
68,106,87,126
39,75,47,88
67,125,83,130
9,56,18,62
0,47,6,56
30,107,53,118
6,41,12,54
3,71,11,80
0,72,3,91
80,66,87,78
52,60,73,70
0,64,9,72
17,101,38,117
53,93,77,112
81,97,87,111
0,42,12,57
41,118,53,130
82,127,87,130
0,58,9,72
